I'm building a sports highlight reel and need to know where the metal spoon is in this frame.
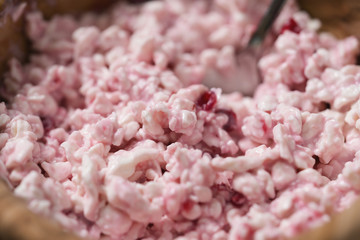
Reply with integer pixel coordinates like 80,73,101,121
203,0,287,95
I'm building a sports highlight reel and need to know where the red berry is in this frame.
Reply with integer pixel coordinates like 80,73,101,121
280,18,301,34
216,109,237,131
231,193,247,206
40,116,54,133
196,91,217,111
182,199,195,212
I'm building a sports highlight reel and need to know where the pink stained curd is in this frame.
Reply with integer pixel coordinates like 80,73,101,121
1,0,360,239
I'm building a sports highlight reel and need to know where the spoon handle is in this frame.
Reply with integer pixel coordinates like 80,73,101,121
248,0,287,47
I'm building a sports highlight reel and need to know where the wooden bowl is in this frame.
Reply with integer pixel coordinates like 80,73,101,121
0,0,360,240
298,0,360,40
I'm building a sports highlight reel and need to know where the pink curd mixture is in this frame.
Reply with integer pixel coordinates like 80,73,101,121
1,0,360,239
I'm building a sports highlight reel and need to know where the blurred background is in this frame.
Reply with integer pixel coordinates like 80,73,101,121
1,0,360,75
0,0,360,240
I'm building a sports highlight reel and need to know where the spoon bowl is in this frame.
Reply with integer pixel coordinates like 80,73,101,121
203,0,287,95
